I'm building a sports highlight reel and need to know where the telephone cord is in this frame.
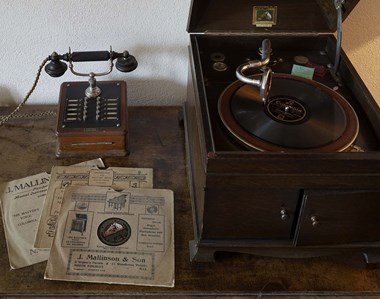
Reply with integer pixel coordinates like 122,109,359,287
0,57,56,126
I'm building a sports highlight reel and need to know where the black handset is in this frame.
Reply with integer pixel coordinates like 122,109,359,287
45,48,138,158
45,50,138,77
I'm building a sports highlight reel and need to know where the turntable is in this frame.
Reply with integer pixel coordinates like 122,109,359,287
184,0,380,263
219,39,359,153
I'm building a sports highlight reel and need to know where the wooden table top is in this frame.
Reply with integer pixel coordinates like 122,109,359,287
0,105,379,297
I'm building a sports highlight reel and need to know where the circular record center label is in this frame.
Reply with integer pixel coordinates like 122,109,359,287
266,96,307,124
97,218,131,246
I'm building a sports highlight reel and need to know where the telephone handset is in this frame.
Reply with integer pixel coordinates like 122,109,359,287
1,48,138,157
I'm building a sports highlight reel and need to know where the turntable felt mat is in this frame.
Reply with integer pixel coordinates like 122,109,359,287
231,78,347,148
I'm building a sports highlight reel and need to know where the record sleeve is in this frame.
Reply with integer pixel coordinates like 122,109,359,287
44,185,174,287
0,158,104,269
0,173,50,269
34,166,153,249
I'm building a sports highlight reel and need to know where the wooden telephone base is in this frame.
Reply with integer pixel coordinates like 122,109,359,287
56,80,128,157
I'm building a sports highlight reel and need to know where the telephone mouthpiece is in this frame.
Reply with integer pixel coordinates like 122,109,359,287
116,51,138,72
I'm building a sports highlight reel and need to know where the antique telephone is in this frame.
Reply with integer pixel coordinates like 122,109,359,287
46,48,137,157
1,48,137,157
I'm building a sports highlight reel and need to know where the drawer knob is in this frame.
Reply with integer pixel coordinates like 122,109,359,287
310,215,319,227
280,209,289,221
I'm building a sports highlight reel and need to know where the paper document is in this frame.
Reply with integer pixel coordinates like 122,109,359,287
45,185,174,287
34,166,153,249
0,173,50,269
0,158,104,269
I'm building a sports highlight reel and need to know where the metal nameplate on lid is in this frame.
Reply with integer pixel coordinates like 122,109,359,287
252,6,277,27
252,6,277,28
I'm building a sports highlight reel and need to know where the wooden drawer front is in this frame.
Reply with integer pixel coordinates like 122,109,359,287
295,190,380,246
202,189,299,240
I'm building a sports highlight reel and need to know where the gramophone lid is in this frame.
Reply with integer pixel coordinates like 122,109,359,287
187,0,360,34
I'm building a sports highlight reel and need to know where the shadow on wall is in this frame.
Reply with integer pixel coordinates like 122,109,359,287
126,78,187,106
124,43,190,106
0,86,17,106
343,0,380,51
342,0,380,104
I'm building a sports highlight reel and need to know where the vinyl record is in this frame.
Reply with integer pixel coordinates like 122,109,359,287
218,73,359,152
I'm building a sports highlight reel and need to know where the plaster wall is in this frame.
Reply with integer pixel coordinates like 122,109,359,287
0,0,378,106
343,0,380,105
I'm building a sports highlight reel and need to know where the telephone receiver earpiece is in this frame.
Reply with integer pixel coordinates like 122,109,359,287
116,51,138,72
45,52,68,77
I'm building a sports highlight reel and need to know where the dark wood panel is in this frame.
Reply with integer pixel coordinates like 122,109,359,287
184,67,208,237
202,189,299,240
203,173,380,189
188,0,338,32
296,190,380,245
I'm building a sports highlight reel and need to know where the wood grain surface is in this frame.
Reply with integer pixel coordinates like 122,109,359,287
0,105,379,297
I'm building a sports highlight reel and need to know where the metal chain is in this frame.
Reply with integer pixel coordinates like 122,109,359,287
0,56,56,125
1,110,57,120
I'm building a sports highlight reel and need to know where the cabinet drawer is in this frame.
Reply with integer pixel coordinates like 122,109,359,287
202,189,299,240
295,190,380,246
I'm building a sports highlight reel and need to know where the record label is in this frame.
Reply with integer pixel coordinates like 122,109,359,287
266,96,307,123
97,218,131,246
